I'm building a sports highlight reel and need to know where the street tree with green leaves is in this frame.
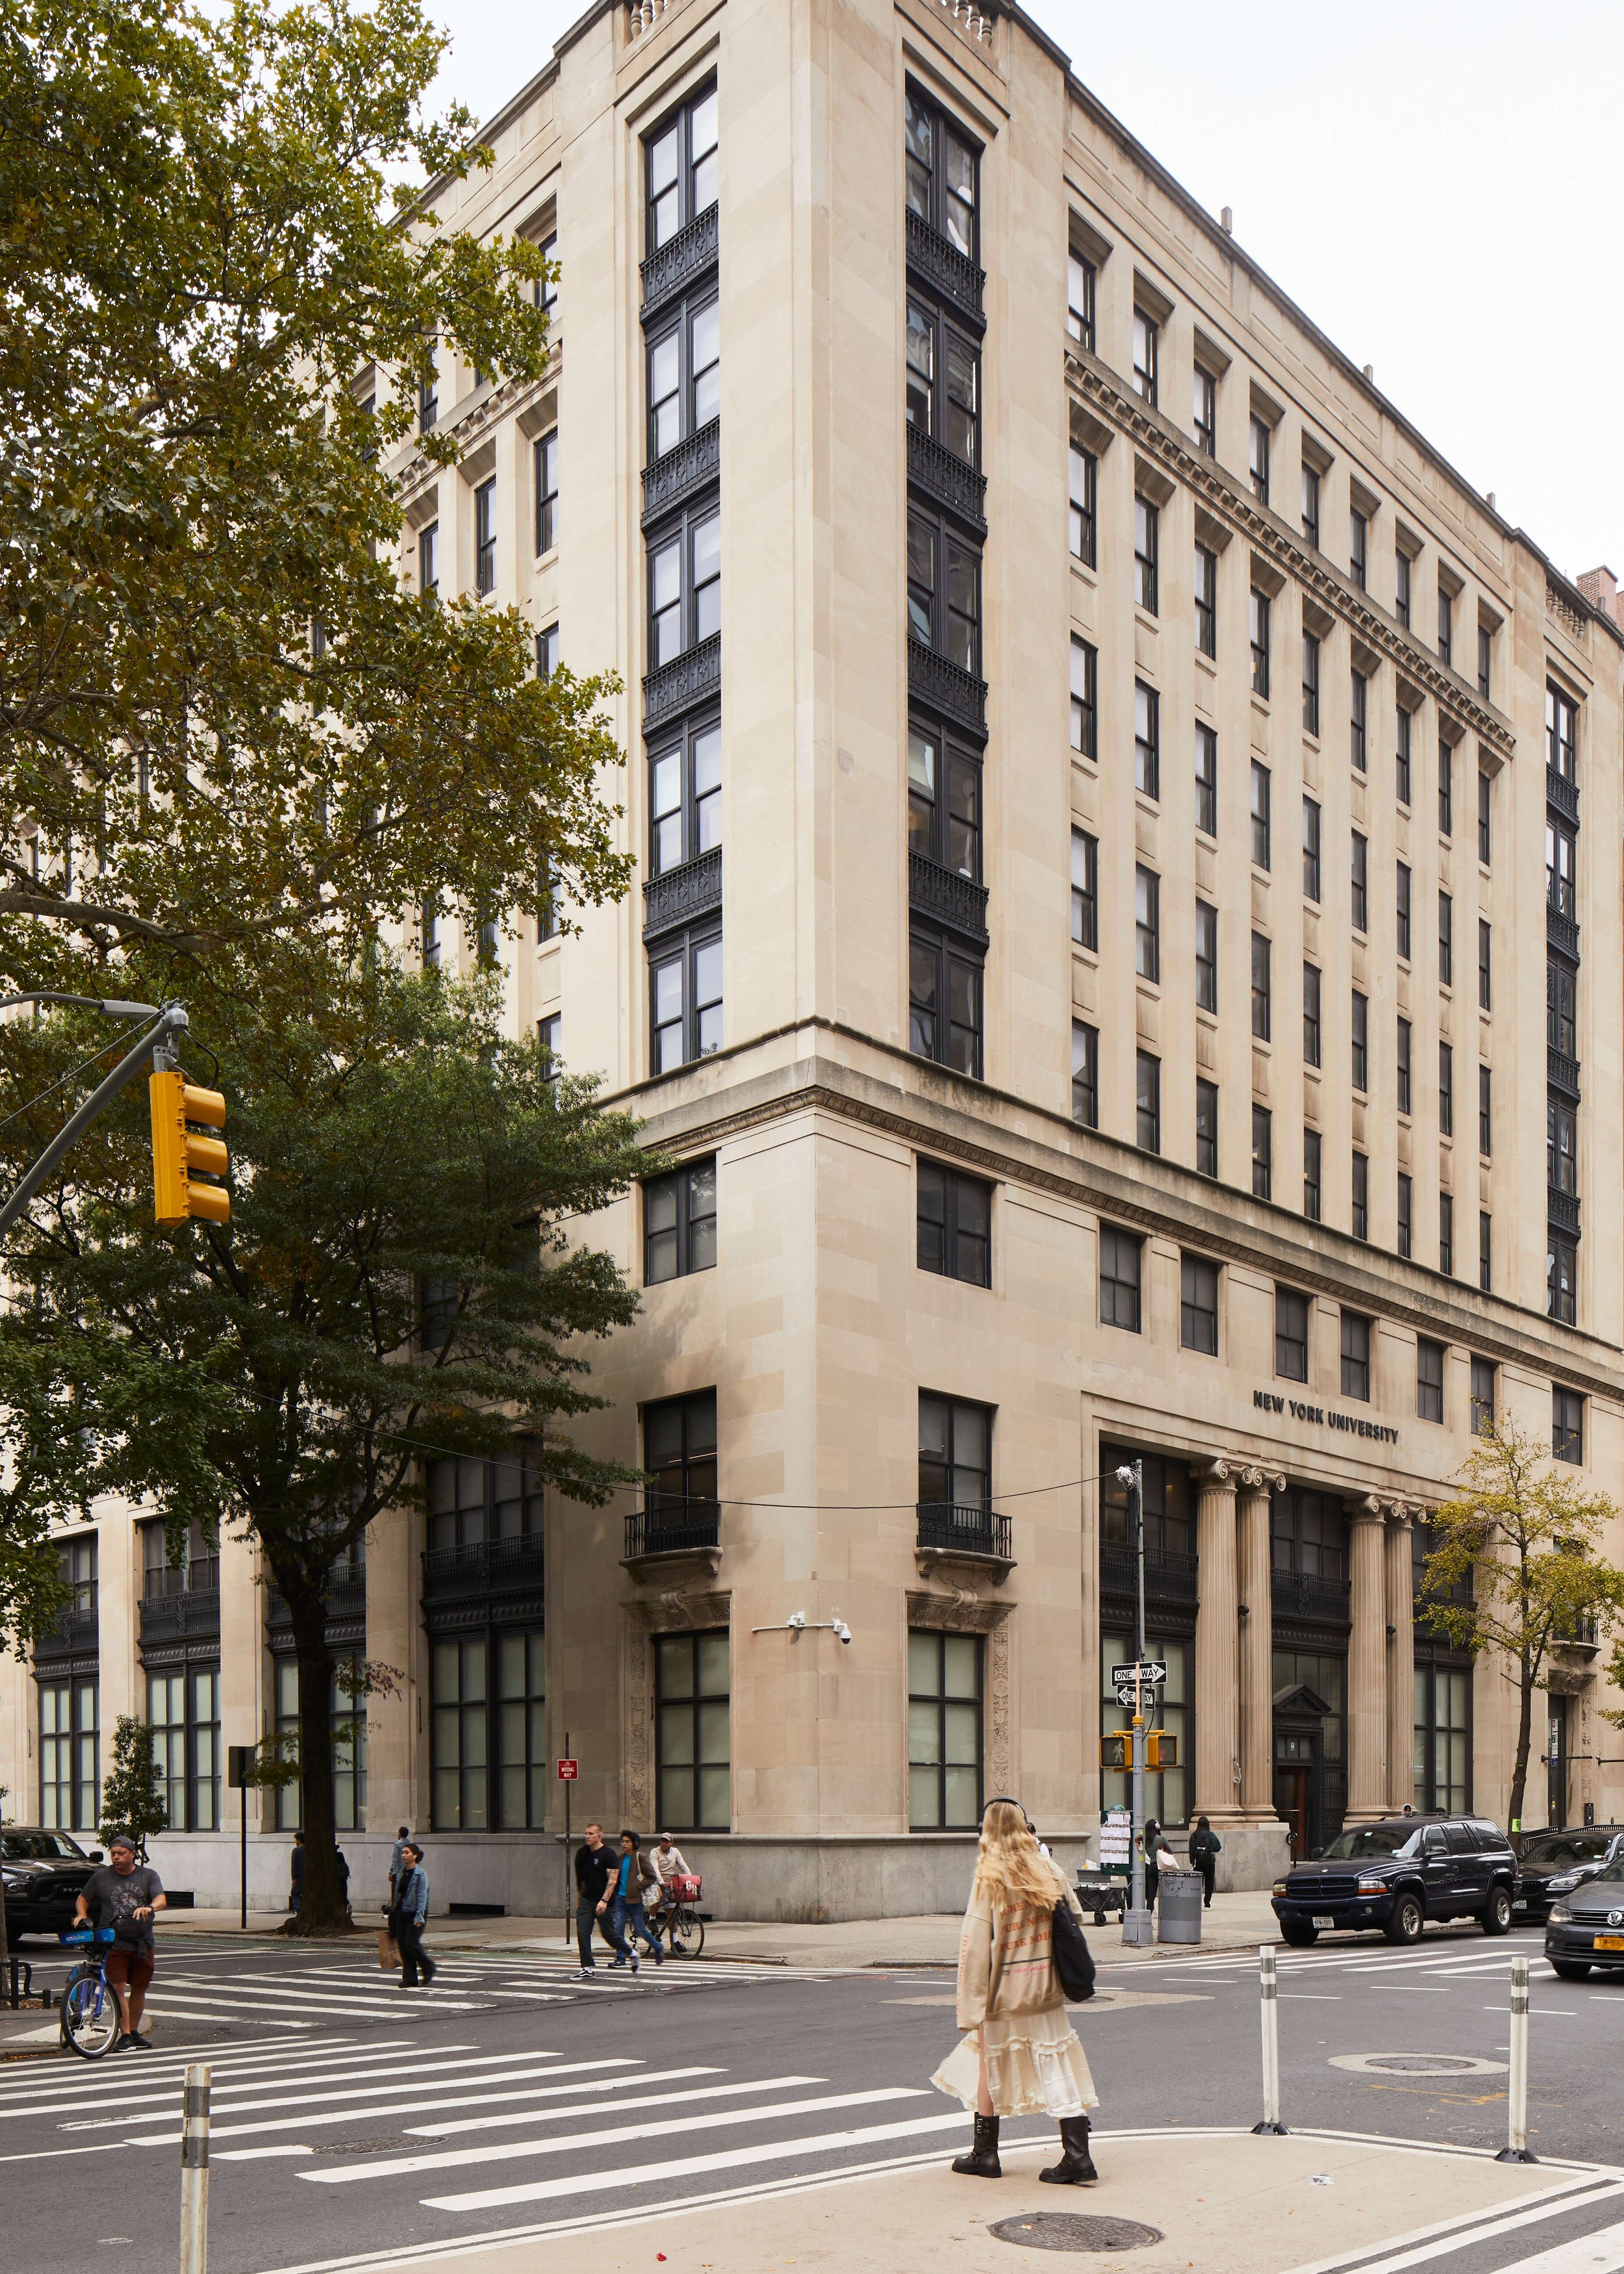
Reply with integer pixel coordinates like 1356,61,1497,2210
98,1715,170,1857
1420,1416,1624,1831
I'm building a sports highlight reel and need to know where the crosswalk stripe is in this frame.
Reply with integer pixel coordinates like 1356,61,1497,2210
120,2060,661,2144
0,2036,392,2101
416,2110,974,2213
1462,2216,1624,2274
302,2088,931,2187
399,2074,822,2142
4,2043,441,2126
70,2049,589,2130
149,1987,488,2015
1304,2186,1624,2274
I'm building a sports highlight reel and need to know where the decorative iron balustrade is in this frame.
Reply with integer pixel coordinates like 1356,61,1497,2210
624,1505,720,1561
138,1589,222,1648
640,204,719,324
905,209,985,325
644,633,721,730
1546,766,1579,823
1547,903,1580,958
1100,1542,1200,1603
907,637,986,733
32,1600,99,1665
1547,1047,1581,1101
906,425,986,531
1547,1188,1581,1234
642,418,720,529
266,1576,367,1654
908,850,989,946
916,1502,1011,1561
1270,1570,1352,1626
420,1535,546,1606
643,846,722,942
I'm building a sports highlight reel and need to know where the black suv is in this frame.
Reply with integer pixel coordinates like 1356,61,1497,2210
1,1826,101,1937
1271,1815,1519,1946
1514,1826,1624,1921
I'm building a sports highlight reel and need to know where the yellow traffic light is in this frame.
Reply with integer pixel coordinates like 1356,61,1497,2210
148,1070,230,1227
1100,1731,1131,1771
1146,1731,1178,1770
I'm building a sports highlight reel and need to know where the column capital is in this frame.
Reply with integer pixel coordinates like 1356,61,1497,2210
1199,1456,1238,1485
1383,1500,1417,1529
1347,1494,1385,1524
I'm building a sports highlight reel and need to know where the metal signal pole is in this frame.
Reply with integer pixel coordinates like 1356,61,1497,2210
1119,1459,1154,1948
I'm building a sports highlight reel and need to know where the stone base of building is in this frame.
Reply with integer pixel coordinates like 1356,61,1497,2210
1199,1820,1293,1893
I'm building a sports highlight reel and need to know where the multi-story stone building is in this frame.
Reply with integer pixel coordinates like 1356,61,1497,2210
6,0,1624,1916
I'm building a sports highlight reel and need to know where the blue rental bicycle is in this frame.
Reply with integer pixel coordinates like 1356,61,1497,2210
58,1929,121,2060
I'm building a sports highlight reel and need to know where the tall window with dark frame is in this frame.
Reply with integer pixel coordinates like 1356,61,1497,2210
1397,1171,1412,1258
1134,680,1160,796
1351,830,1367,932
906,297,978,466
908,1629,983,1832
1340,1310,1371,1400
649,292,720,459
644,1158,718,1284
1098,1225,1143,1332
1478,1065,1491,1158
1070,636,1097,758
1547,958,1575,1055
1134,865,1160,981
909,721,981,882
1302,796,1321,900
1351,1149,1369,1240
535,429,559,555
910,930,982,1079
649,501,720,665
1351,988,1367,1093
1439,739,1453,836
1553,1386,1584,1464
1067,250,1096,351
1193,363,1217,456
1394,546,1412,629
1547,681,1579,782
1180,1253,1219,1355
1477,621,1493,700
1136,1050,1161,1154
1350,507,1368,591
1302,632,1321,735
1302,960,1321,1066
1396,1016,1412,1114
1070,827,1098,949
1439,1040,1453,1136
1437,587,1453,667
1251,1104,1272,1200
917,1160,992,1288
651,927,722,1073
918,1391,992,1522
1479,919,1492,1012
474,477,497,597
1396,861,1411,959
1194,544,1217,658
650,715,722,876
1195,899,1217,1012
907,507,980,676
1471,1356,1495,1434
1395,704,1412,806
1300,463,1320,548
1132,307,1159,405
906,88,978,255
647,83,718,248
1134,496,1159,615
1351,669,1367,772
418,521,438,600
1250,588,1270,698
655,1631,730,1833
1439,1192,1454,1277
1275,1286,1310,1381
1302,1127,1322,1221
1069,445,1097,567
1546,816,1577,919
1249,412,1270,504
1438,890,1453,986
1479,1210,1491,1294
644,1388,719,1537
1195,1077,1218,1178
536,624,559,681
1478,767,1491,863
1250,760,1271,868
1195,722,1217,834
1549,1230,1578,1325
1250,930,1271,1041
1547,1092,1577,1201
1417,1337,1445,1422
1072,1021,1098,1129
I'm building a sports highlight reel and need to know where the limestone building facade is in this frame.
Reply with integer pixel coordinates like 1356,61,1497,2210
6,0,1624,1916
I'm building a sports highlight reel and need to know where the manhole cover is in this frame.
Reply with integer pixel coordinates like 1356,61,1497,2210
1328,2051,1507,2078
312,2140,402,2155
989,2214,1165,2253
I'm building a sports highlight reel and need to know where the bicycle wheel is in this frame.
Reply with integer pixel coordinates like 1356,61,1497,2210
62,1970,120,2059
671,1906,704,1959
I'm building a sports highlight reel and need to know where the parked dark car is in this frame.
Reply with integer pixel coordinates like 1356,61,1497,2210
0,1826,101,1937
1272,1814,1519,1945
1514,1826,1624,1921
1545,1863,1624,1980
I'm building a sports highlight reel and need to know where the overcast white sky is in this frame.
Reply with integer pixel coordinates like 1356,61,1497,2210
426,0,1624,581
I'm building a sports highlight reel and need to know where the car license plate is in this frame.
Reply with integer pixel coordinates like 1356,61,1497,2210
1593,1935,1624,1950
1312,1915,1336,1930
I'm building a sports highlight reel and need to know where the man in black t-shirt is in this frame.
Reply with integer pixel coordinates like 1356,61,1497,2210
573,1821,631,1978
73,1832,168,2049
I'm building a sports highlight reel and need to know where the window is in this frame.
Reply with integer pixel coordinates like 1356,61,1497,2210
1438,587,1453,667
1351,830,1367,931
1302,796,1321,900
1069,446,1097,567
1070,828,1098,949
1195,722,1217,834
1479,920,1492,1012
648,83,718,248
147,1667,219,1835
1302,1127,1321,1221
142,1517,218,1600
1439,739,1453,836
1553,1386,1583,1464
1301,463,1321,548
1439,1041,1453,1136
1194,544,1217,658
908,722,981,880
426,1446,544,1549
1478,767,1491,863
1547,958,1576,1054
1414,1666,1471,1816
910,928,983,1079
1069,636,1098,758
1547,1092,1577,1196
1195,898,1217,1010
1302,960,1321,1065
1397,1170,1412,1258
535,230,558,319
38,1675,97,1832
917,1160,992,1288
1438,891,1453,986
1478,1064,1491,1158
1478,1210,1491,1294
1351,669,1367,772
1395,704,1412,806
650,502,720,663
1301,632,1321,735
1396,1016,1411,1113
1350,508,1368,591
1547,682,1579,783
1132,307,1158,404
919,1391,991,1516
273,1657,368,1832
1351,989,1367,1092
1471,1357,1495,1435
1067,250,1097,351
905,87,978,256
419,364,438,433
1395,546,1412,629
1136,1049,1161,1153
651,926,722,1071
1071,1021,1099,1129
1193,363,1217,455
1134,865,1160,980
418,521,438,599
1180,1253,1219,1354
1098,1225,1143,1331
1100,1628,1189,1826
1134,496,1159,614
1340,1310,1371,1400
1250,588,1270,697
1549,1233,1578,1326
535,623,559,680
1351,1149,1368,1240
1134,680,1160,795
1249,413,1270,503
474,476,496,596
1478,622,1493,700
1251,1103,1272,1199
1396,862,1411,959
1417,1337,1445,1422
534,429,559,554
644,1389,719,1543
908,1630,983,1831
1249,760,1271,868
650,715,722,875
1546,818,1577,919
649,293,720,458
655,1631,731,1832
1439,1192,1453,1277
538,1013,561,1075
1250,930,1271,1040
644,1157,718,1283
1195,1077,1218,1177
1275,1287,1309,1381
907,296,979,469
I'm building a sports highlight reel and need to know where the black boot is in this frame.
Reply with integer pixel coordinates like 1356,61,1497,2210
951,2112,1002,2177
1039,2115,1097,2185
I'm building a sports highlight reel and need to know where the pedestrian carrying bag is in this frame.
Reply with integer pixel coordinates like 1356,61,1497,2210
1051,1898,1096,2001
377,1928,400,1970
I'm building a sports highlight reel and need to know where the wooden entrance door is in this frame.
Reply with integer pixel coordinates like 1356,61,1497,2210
1274,1767,1310,1859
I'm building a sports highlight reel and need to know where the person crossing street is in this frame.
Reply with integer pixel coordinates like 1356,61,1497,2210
574,1820,633,1976
72,1832,167,2050
389,1842,436,1989
611,1831,665,1967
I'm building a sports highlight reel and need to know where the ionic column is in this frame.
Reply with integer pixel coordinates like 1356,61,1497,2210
1195,1461,1243,1824
1346,1499,1388,1822
1384,1505,1416,1815
1237,1474,1275,1821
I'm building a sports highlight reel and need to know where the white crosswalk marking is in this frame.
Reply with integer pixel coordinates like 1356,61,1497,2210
1478,2217,1624,2274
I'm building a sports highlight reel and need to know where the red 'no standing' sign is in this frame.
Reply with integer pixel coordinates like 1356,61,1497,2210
557,1758,579,1780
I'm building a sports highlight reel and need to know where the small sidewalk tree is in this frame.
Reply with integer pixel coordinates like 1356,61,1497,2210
99,1717,170,1858
1420,1415,1624,1830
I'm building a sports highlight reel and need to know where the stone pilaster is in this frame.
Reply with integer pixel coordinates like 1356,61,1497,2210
364,1503,420,1837
1195,1461,1243,1825
1384,1505,1416,1815
1237,1474,1276,1822
1346,1498,1388,1822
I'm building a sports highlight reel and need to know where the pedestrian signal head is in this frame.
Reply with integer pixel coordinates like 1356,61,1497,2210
1145,1731,1178,1770
1099,1731,1131,1771
148,1069,230,1226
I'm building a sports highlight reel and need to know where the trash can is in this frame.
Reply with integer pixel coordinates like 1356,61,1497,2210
1156,1868,1203,1945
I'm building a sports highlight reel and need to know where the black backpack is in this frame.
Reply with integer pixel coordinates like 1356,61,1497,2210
1052,1897,1096,2001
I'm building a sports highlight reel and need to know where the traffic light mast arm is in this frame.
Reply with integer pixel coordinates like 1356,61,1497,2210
0,1004,188,1244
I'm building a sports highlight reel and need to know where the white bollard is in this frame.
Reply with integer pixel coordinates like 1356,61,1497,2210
1252,1945,1288,2134
180,2063,211,2274
1495,1954,1537,2164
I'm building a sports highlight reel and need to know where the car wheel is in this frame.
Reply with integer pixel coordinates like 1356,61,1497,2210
1280,1923,1318,1947
1383,1891,1424,1945
1480,1886,1514,1936
1549,1959,1591,1982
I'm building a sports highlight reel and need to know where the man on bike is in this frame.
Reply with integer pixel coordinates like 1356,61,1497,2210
647,1831,693,1949
73,1831,166,2050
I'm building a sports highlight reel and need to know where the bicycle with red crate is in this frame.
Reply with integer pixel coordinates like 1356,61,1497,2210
655,1869,705,1958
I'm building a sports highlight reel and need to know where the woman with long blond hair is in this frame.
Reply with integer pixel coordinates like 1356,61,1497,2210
932,1797,1098,2184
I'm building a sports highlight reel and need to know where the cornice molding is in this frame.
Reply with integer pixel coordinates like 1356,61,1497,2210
388,355,560,509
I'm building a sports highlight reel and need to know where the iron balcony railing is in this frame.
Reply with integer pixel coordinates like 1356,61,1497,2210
1546,765,1579,823
624,1501,721,1561
904,209,985,325
138,1589,222,1646
908,849,989,947
1100,1540,1199,1602
1271,1569,1352,1626
640,203,720,323
917,1501,1011,1561
420,1536,546,1605
643,846,722,942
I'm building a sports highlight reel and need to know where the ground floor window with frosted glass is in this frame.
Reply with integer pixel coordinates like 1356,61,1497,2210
1414,1662,1471,1814
655,1629,730,1830
494,1628,546,1830
147,1665,219,1832
272,1659,369,1832
38,1675,98,1830
908,1629,982,1829
431,1635,489,1830
1100,1631,1188,1825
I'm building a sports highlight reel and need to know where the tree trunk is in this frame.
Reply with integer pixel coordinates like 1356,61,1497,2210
280,1582,351,1937
1508,1652,1536,1833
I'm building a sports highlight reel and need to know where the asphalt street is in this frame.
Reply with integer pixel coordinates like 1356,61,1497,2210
1,1922,1619,2274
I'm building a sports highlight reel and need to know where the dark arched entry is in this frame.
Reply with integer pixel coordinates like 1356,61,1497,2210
1273,1683,1334,1859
